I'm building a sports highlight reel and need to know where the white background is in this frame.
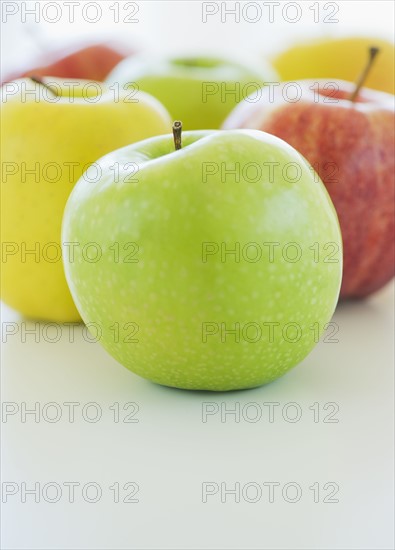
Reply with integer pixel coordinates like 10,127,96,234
1,1,394,549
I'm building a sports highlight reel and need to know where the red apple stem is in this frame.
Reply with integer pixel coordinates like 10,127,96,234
30,76,57,96
349,46,380,102
173,120,182,150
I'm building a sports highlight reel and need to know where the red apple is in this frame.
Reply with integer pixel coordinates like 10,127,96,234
223,75,394,299
1,42,133,85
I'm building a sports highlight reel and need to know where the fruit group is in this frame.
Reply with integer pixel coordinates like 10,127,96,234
107,55,277,130
272,36,395,94
62,129,342,391
223,78,394,297
1,78,171,321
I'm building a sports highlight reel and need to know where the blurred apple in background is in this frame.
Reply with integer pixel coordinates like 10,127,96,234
224,49,395,298
1,77,171,322
1,41,133,85
107,54,277,130
272,36,395,94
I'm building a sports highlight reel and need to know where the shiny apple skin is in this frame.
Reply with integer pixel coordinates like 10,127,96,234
224,79,395,298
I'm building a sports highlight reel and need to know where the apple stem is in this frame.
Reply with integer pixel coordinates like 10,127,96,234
30,76,57,96
349,46,380,102
173,120,182,150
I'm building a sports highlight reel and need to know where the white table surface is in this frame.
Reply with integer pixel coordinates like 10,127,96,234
1,279,394,550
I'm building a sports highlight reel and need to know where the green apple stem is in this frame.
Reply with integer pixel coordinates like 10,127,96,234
349,46,380,102
30,76,57,96
173,120,182,150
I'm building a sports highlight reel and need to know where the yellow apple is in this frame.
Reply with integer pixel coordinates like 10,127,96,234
272,36,395,94
1,77,171,321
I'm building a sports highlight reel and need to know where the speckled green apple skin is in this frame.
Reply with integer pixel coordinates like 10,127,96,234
62,130,342,391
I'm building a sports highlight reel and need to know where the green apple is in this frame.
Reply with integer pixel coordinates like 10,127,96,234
107,55,277,130
1,77,171,322
62,128,342,391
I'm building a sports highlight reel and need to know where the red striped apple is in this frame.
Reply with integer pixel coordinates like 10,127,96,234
224,48,395,298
